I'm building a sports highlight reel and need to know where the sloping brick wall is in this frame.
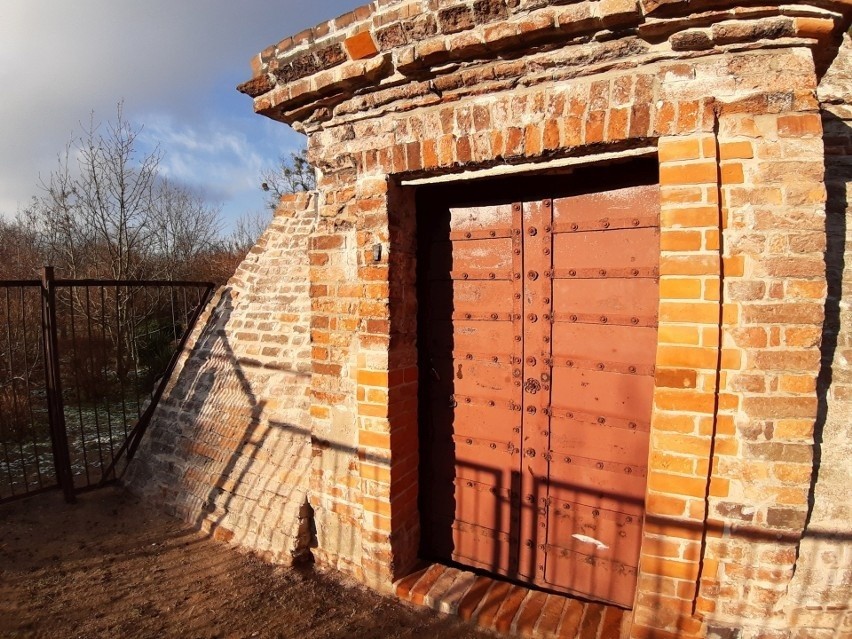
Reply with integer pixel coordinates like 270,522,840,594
126,192,317,564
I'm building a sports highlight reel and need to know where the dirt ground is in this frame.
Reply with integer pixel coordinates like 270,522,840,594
0,487,495,639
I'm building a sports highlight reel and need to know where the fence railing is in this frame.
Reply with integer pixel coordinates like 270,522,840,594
0,267,214,503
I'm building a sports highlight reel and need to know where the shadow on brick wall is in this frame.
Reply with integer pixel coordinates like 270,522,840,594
807,111,849,528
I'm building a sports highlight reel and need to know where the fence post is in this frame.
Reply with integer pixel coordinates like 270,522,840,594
41,266,75,503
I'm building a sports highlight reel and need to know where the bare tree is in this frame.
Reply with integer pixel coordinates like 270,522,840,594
28,102,223,283
259,148,316,210
22,103,228,381
226,209,272,256
0,213,44,279
148,180,222,281
31,104,159,280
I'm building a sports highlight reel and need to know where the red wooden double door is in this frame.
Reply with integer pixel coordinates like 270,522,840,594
420,181,659,608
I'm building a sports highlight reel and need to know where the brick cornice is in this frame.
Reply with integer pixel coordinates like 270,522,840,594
237,1,850,126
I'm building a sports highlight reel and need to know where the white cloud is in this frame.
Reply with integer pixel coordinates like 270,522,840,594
0,0,362,225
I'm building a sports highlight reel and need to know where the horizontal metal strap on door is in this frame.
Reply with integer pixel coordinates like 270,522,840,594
448,351,519,365
457,477,512,500
451,310,516,322
452,433,519,454
552,354,655,376
450,393,523,411
552,266,659,279
547,449,647,478
550,499,642,528
449,269,515,281
552,214,659,234
449,227,514,241
549,406,650,433
452,520,513,543
544,544,638,574
552,311,658,328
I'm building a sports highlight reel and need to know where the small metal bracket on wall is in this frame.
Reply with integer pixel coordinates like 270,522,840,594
372,243,382,262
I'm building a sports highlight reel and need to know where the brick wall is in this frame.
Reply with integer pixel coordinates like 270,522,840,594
126,2,852,638
126,192,317,564
779,31,852,638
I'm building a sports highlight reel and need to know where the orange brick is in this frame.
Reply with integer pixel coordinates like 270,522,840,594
524,122,542,156
660,255,720,276
658,324,701,345
652,412,698,433
514,590,548,637
543,119,560,151
719,140,754,160
585,110,606,144
361,494,391,518
777,113,822,137
779,374,816,393
658,137,702,162
359,429,390,449
774,418,815,438
599,607,625,639
723,255,745,277
607,107,630,141
661,278,702,299
660,186,705,205
721,162,744,184
661,205,719,228
656,368,698,389
656,100,677,135
358,402,388,417
653,432,712,456
772,462,813,484
640,555,701,580
709,477,730,497
660,161,717,186
701,135,716,158
661,230,702,251
493,585,528,634
659,302,720,324
408,564,446,606
359,462,391,483
703,278,720,301
310,404,331,419
535,595,567,636
657,345,719,370
651,451,696,475
357,369,388,386
648,471,708,498
677,101,700,133
422,139,438,168
556,600,584,637
646,492,688,517
475,579,511,627
458,576,492,621
704,229,720,250
572,601,601,637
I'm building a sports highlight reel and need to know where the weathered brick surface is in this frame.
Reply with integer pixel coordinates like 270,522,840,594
129,2,852,637
774,31,852,639
126,193,316,564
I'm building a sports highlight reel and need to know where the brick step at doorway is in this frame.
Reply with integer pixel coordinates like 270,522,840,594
394,564,630,638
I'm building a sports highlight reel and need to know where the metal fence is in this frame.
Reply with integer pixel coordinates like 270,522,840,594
0,267,214,503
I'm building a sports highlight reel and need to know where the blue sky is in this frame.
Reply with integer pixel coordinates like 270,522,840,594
0,0,363,232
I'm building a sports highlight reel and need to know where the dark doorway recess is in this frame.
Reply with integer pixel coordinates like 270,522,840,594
416,158,660,608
